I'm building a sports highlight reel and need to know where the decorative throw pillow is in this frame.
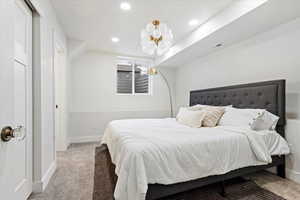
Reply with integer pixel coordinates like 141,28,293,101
218,107,264,128
202,107,225,127
251,111,279,131
176,107,206,128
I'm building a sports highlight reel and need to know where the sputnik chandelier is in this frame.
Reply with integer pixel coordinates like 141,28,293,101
141,20,173,56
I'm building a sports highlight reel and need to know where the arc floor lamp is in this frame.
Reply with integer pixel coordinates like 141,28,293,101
148,67,173,117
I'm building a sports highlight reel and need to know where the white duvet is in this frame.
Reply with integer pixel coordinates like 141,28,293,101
101,118,289,200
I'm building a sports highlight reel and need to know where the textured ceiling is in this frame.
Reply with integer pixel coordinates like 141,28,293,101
50,0,234,57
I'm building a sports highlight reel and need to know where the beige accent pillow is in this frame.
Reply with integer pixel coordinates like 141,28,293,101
202,107,225,127
176,107,206,128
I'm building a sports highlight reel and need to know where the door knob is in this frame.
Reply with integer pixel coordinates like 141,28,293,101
1,125,25,142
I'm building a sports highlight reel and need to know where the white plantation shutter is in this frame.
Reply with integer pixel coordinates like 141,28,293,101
117,60,150,94
117,68,132,94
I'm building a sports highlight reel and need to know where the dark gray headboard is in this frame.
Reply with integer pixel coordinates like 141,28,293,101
190,80,286,136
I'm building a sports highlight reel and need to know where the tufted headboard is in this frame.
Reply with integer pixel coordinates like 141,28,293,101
190,80,286,137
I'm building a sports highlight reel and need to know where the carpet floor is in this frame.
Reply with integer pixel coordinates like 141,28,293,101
29,143,300,200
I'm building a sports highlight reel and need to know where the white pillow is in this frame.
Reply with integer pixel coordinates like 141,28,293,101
176,107,206,128
218,107,264,128
188,104,204,111
189,104,232,111
251,111,279,131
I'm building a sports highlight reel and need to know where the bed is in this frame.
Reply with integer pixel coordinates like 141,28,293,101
99,79,288,200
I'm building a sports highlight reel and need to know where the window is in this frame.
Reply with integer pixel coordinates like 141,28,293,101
117,58,151,95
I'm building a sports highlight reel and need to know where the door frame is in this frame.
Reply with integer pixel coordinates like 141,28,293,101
23,0,66,194
25,0,52,194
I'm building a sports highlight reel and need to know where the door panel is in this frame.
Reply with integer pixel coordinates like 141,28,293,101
0,0,15,198
13,61,27,194
0,0,32,199
14,0,29,65
13,0,32,198
14,1,27,51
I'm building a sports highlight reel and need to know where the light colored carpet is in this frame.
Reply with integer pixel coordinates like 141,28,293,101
29,143,98,200
29,143,300,200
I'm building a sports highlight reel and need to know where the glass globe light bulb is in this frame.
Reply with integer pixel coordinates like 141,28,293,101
152,29,161,38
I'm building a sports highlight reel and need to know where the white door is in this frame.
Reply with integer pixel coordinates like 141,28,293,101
0,0,33,199
54,45,65,151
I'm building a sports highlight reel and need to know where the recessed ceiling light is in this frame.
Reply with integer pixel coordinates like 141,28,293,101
189,19,199,26
120,2,131,11
111,37,120,43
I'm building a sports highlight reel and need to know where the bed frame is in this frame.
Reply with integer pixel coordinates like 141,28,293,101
95,80,286,200
145,79,286,200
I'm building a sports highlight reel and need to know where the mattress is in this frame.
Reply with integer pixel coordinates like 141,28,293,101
101,118,290,200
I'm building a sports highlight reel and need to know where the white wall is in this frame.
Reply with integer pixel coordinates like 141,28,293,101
175,17,300,182
68,51,175,142
29,0,68,192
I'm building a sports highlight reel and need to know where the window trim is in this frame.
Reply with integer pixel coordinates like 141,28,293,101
116,58,153,96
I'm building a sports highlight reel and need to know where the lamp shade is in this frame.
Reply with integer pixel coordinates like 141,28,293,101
148,67,158,75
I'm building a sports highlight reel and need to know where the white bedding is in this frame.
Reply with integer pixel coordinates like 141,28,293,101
101,118,289,200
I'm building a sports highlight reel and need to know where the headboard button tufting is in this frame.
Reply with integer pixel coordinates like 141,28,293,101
189,80,286,138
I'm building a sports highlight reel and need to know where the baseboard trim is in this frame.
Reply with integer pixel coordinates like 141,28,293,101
66,140,71,149
56,142,69,152
32,181,43,193
286,168,300,183
32,161,56,193
41,161,57,191
69,135,102,144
